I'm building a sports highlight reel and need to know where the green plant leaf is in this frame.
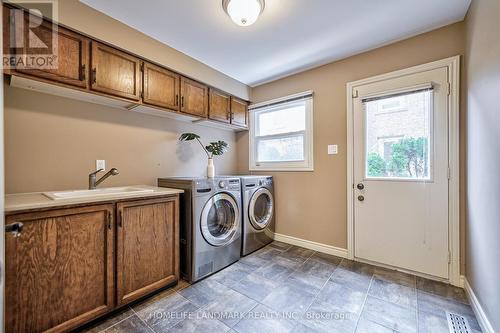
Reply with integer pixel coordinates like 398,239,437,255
179,133,200,141
206,141,229,156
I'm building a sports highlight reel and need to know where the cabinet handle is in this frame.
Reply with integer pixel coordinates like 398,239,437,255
5,222,24,237
107,211,112,230
181,96,184,108
92,68,97,84
118,211,123,228
176,94,179,106
81,64,86,81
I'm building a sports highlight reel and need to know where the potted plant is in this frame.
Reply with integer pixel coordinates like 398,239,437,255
179,133,229,178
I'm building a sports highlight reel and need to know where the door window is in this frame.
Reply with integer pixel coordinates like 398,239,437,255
364,89,433,180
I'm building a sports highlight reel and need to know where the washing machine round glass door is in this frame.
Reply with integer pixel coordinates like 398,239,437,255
200,193,240,246
249,188,274,230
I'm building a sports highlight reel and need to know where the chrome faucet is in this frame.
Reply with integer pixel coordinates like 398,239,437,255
89,168,119,190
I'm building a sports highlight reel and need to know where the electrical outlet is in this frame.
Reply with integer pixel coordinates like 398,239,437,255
96,160,106,171
328,145,338,155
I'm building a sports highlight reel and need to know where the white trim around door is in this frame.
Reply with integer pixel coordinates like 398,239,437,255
346,56,461,286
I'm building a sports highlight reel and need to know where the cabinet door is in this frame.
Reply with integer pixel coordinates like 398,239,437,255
143,62,180,110
231,97,249,127
7,9,90,88
116,196,179,306
180,77,208,117
209,88,231,123
90,42,141,101
5,205,115,333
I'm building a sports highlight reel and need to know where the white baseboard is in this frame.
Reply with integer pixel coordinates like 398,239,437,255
463,277,495,333
273,233,348,258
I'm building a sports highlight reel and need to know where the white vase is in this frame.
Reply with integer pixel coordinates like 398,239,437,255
207,158,215,178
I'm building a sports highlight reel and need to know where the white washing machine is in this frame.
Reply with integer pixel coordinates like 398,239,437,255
158,177,242,283
239,176,275,256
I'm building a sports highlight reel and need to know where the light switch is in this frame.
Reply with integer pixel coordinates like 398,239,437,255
96,160,106,171
328,145,338,155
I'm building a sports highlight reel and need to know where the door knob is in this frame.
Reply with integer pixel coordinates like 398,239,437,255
358,195,365,202
357,183,364,190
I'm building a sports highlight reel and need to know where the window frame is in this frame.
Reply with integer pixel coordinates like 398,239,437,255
249,92,314,171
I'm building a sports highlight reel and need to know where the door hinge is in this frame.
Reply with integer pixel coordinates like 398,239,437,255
352,90,359,99
447,82,451,96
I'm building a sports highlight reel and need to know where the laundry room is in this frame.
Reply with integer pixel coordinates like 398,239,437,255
1,0,499,332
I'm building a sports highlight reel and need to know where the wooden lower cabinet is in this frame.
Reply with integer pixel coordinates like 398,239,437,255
4,195,179,332
5,204,115,333
116,197,179,306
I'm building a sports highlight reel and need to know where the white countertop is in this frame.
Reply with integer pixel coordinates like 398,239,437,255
5,185,183,213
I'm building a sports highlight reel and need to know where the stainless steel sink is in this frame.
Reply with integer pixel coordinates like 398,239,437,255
43,187,155,200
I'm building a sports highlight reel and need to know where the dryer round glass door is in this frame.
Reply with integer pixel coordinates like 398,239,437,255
200,193,240,247
249,188,274,230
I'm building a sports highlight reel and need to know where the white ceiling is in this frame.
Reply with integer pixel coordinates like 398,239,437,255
81,0,471,87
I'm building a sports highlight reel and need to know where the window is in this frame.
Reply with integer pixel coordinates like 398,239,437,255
249,91,314,171
364,88,433,180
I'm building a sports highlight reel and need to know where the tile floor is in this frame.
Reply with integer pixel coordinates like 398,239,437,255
80,241,481,333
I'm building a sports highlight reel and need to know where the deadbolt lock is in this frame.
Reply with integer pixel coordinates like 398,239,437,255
357,183,364,190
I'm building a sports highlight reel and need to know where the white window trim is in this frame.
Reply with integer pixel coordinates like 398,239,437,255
249,91,314,172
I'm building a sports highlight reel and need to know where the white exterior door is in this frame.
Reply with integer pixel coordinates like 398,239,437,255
353,67,449,279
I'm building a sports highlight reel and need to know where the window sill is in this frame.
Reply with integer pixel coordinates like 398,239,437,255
249,166,314,172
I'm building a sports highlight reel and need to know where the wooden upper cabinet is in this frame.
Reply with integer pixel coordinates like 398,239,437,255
143,62,180,110
231,97,249,128
180,77,208,118
116,197,179,306
5,205,115,333
90,42,141,101
6,8,90,88
209,89,231,123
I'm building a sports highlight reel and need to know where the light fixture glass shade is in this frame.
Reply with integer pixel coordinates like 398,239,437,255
226,0,263,26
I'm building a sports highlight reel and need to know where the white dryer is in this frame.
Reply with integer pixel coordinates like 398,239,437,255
240,176,275,256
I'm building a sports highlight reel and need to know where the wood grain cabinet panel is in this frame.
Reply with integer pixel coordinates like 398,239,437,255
180,77,208,118
116,197,179,306
90,42,141,101
5,205,115,333
143,62,180,110
231,97,249,128
209,88,231,123
6,9,90,88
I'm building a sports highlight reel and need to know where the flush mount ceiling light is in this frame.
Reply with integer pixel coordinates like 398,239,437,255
222,0,265,27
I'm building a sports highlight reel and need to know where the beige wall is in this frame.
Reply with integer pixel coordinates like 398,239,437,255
237,22,466,250
48,0,250,100
465,0,500,330
4,85,238,193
